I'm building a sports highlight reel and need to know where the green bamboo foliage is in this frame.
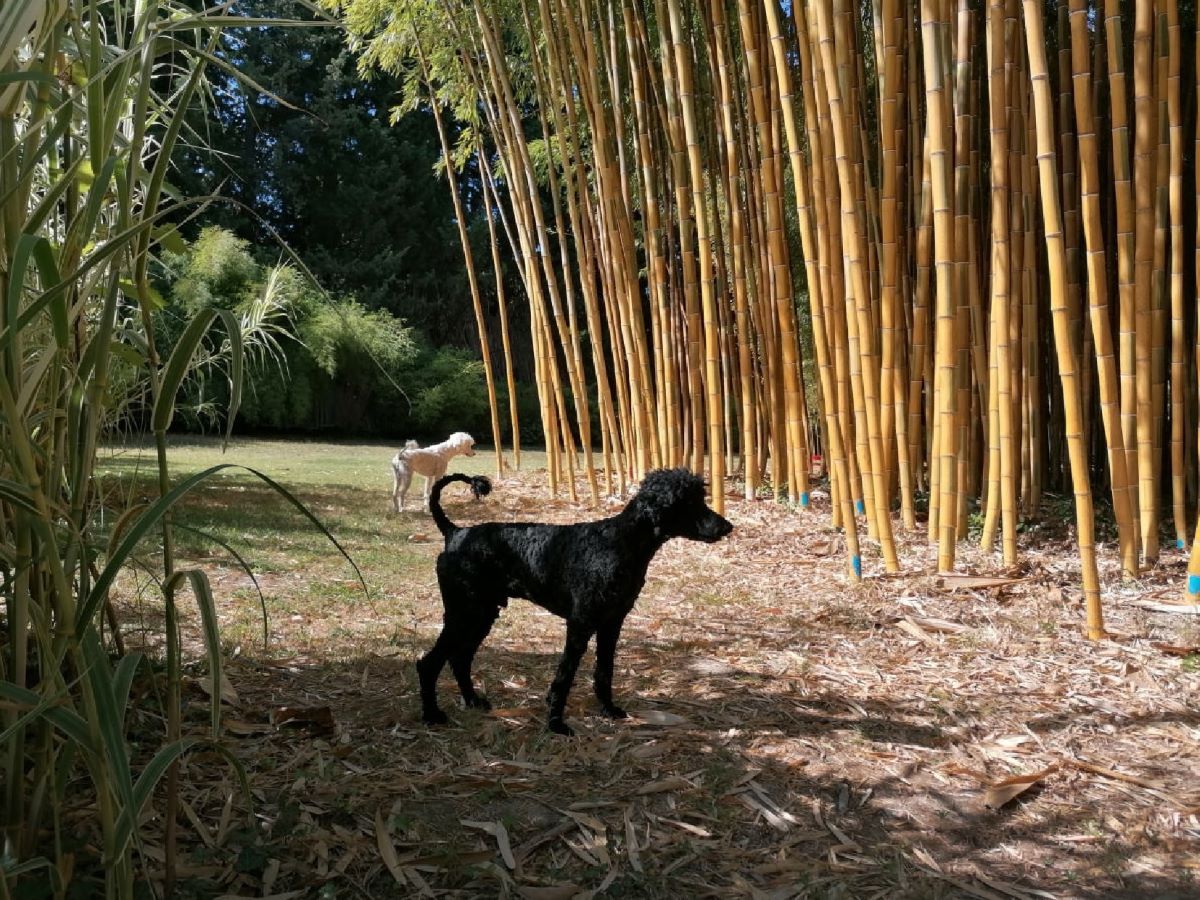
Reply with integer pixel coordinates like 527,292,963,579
2,3,364,893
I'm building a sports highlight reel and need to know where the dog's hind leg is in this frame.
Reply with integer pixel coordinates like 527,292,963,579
593,618,629,720
546,621,593,736
394,468,412,512
449,603,501,710
416,635,451,725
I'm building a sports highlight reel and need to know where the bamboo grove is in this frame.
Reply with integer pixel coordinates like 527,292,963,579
337,0,1200,636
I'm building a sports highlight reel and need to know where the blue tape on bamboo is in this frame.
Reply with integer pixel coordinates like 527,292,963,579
1188,574,1200,597
1178,539,1186,551
800,492,810,508
855,499,865,515
852,556,862,578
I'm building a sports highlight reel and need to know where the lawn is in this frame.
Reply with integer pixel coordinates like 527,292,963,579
97,436,1199,899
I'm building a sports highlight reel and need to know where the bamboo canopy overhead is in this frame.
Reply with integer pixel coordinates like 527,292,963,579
334,0,1200,635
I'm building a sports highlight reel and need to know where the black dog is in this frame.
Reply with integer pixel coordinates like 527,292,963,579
416,468,733,735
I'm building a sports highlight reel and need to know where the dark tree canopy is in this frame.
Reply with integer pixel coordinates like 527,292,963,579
175,10,478,348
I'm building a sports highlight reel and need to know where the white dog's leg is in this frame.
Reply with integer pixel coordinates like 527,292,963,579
398,468,412,511
392,465,402,513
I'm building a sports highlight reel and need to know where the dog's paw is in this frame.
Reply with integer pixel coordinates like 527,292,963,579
599,704,628,720
547,718,575,737
464,694,492,711
422,709,450,726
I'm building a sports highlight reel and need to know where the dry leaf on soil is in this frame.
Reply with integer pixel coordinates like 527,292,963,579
1150,642,1200,657
269,706,335,733
461,819,517,869
936,574,1025,591
632,709,690,726
374,808,408,888
634,775,693,795
983,765,1059,810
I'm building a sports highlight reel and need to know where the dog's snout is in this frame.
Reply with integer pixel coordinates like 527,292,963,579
700,511,734,542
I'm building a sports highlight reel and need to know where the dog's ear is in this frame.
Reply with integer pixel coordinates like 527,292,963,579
631,468,700,533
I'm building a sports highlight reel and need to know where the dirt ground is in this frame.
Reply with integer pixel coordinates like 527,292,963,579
119,466,1198,899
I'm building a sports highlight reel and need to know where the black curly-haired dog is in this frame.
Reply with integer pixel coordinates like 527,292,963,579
416,468,734,735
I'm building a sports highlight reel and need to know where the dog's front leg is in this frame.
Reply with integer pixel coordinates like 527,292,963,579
593,618,629,719
546,622,592,736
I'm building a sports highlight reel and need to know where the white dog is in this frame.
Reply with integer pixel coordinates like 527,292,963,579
391,432,476,511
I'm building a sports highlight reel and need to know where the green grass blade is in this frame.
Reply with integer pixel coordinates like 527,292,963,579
0,72,56,87
31,235,67,347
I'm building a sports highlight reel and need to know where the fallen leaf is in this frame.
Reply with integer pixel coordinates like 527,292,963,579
983,765,1059,809
269,706,335,733
628,741,667,760
487,707,536,718
375,808,408,888
909,615,969,635
689,657,734,675
1131,601,1200,615
632,710,690,726
224,718,272,736
1065,758,1165,789
461,819,516,869
1150,642,1200,657
896,618,935,644
196,672,240,706
634,775,693,795
937,574,1025,591
408,533,430,543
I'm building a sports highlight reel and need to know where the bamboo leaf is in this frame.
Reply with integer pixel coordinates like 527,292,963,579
80,464,363,633
5,234,64,347
175,522,270,648
214,308,243,446
0,478,40,515
164,569,222,737
0,681,95,754
0,72,56,87
63,155,120,264
80,630,137,819
111,653,146,726
112,738,251,860
151,308,216,433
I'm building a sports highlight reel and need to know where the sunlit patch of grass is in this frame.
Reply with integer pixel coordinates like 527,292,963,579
98,437,547,659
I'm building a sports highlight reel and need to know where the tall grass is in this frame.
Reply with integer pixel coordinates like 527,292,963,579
0,2,337,895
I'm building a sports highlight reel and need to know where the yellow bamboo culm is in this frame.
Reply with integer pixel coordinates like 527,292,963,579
1021,0,1103,639
334,0,1200,624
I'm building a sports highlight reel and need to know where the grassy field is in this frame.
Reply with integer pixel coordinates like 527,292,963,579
99,437,543,653
96,436,1198,899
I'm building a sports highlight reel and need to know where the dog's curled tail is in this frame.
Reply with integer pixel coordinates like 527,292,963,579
429,473,492,537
